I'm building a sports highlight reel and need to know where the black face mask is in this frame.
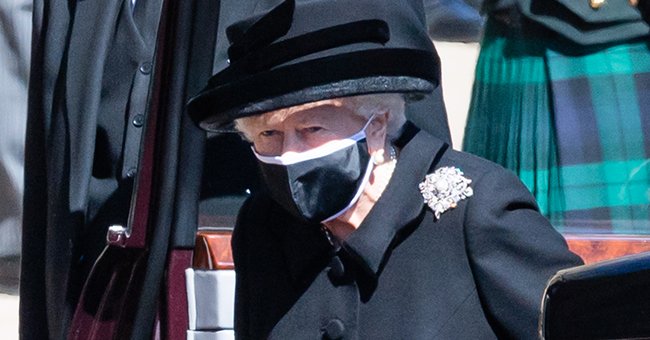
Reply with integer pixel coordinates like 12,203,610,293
253,119,375,223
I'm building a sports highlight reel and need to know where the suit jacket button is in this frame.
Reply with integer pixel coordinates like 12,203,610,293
132,114,145,127
322,318,345,339
139,62,152,74
126,168,137,178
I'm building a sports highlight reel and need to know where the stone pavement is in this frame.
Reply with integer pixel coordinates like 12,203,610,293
0,255,19,339
0,293,18,340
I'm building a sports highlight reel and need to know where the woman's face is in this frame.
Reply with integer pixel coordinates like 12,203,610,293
242,99,382,156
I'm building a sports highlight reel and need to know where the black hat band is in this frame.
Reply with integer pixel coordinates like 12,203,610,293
193,48,438,130
222,19,390,79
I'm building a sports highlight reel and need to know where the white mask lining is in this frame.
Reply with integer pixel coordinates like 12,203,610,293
253,114,375,165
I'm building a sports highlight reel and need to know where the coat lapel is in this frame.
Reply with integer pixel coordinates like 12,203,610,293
272,212,334,286
273,124,449,292
266,126,450,338
342,125,449,286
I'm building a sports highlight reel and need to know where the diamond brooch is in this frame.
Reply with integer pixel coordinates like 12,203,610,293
418,166,473,220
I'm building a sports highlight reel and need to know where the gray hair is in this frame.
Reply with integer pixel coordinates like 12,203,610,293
339,93,406,142
235,93,407,142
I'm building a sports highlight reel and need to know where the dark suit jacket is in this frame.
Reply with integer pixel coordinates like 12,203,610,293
232,124,583,339
21,0,161,338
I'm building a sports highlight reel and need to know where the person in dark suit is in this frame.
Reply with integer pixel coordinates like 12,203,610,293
21,0,162,338
188,0,583,338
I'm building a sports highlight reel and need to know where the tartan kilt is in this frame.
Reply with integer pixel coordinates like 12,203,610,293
463,18,650,233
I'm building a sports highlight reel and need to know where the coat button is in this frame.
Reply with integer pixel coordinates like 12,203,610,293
327,255,351,285
322,318,345,340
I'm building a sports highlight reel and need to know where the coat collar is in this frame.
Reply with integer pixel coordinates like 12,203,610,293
272,211,333,286
273,123,449,290
341,124,448,284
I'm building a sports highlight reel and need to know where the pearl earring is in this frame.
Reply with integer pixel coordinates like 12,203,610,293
372,146,397,165
372,151,385,165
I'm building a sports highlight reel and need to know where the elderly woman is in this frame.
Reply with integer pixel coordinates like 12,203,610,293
235,94,405,237
188,0,583,339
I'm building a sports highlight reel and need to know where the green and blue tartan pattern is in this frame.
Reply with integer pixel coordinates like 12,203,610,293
463,19,650,233
546,40,650,233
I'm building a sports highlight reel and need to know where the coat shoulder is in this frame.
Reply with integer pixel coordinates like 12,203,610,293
439,148,511,178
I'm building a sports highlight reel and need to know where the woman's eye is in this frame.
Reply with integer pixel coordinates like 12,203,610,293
260,130,278,137
303,126,323,133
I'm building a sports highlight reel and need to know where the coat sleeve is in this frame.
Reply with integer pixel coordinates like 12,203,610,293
463,167,583,339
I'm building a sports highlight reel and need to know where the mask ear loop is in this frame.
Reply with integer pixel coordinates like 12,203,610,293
361,113,390,165
363,113,377,130
347,113,377,141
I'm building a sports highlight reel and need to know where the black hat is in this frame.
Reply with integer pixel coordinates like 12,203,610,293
188,0,441,131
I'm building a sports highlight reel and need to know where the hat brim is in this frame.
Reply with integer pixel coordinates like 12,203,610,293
188,48,439,132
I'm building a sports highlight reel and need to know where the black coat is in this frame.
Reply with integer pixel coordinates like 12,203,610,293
232,124,583,339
